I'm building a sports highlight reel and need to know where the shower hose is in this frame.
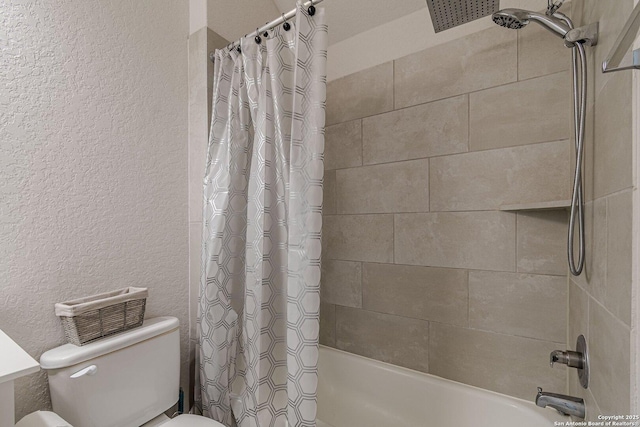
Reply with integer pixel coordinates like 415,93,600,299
568,41,587,276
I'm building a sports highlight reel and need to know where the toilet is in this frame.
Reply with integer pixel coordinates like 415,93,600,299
17,316,223,427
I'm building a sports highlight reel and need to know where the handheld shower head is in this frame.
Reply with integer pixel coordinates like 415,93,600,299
492,6,598,277
491,9,530,29
492,8,571,39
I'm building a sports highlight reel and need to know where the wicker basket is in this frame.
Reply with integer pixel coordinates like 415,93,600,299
55,287,148,346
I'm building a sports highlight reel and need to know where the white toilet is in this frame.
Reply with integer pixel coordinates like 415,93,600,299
18,316,223,427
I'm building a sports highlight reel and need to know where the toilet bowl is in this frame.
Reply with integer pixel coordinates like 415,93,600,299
158,414,224,426
16,411,222,427
15,411,72,427
31,317,224,427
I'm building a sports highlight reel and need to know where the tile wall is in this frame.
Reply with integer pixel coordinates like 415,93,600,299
321,19,575,400
567,0,634,419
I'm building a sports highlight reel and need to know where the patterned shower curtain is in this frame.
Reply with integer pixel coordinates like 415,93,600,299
196,3,326,427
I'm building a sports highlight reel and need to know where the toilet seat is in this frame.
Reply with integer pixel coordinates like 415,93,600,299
16,411,224,427
164,414,225,427
15,411,72,427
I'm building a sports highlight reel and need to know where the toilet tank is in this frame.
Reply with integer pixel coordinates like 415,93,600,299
40,317,180,427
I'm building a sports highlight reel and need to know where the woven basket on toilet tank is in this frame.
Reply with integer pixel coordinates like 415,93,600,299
55,287,148,346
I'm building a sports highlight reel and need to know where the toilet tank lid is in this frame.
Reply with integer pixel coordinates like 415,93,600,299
40,316,179,370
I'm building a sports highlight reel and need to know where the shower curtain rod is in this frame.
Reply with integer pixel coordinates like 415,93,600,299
209,0,325,62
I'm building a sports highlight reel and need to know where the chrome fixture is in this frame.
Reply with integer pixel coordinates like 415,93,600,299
536,388,585,419
425,0,499,33
492,4,598,276
492,9,571,39
546,0,566,17
550,349,584,368
550,335,589,388
566,23,599,48
491,6,598,47
603,0,640,72
539,336,589,418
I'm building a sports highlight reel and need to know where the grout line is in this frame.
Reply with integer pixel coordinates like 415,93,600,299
327,70,569,128
466,94,471,152
572,268,632,330
566,272,570,393
334,156,441,170
323,258,569,278
595,186,635,201
360,118,364,167
566,266,571,354
359,261,364,309
427,158,431,213
392,59,396,110
324,137,572,172
392,214,395,264
361,261,566,275
515,212,519,273
586,291,590,340
466,269,470,328
428,319,568,345
516,28,520,82
588,290,631,332
604,194,609,296
324,207,562,216
342,305,431,324
586,387,602,418
430,137,571,156
333,304,337,347
427,321,432,372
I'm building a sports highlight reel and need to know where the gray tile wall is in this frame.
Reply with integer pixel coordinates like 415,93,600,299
567,0,634,419
322,21,573,401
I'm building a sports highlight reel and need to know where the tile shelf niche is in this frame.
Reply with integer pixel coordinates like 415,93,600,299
499,200,571,211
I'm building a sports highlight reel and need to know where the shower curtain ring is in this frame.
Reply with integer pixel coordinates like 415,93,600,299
255,28,262,44
308,0,316,16
283,13,291,31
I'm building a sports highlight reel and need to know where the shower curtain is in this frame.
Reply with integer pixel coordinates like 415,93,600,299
196,3,326,427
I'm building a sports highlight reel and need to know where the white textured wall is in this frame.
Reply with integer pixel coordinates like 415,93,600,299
1,0,189,419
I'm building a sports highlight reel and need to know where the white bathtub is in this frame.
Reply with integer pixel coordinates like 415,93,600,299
316,346,567,427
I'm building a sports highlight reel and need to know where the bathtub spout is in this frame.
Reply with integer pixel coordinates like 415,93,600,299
536,387,585,419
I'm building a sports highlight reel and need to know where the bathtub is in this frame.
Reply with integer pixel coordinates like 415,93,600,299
316,346,567,427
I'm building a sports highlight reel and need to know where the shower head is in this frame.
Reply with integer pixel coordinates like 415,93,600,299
492,8,571,39
491,9,530,29
426,0,500,33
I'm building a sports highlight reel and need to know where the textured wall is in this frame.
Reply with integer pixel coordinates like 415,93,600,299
568,0,634,419
1,0,189,419
321,14,574,400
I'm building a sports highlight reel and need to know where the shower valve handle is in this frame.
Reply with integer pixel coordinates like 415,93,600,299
549,350,584,369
